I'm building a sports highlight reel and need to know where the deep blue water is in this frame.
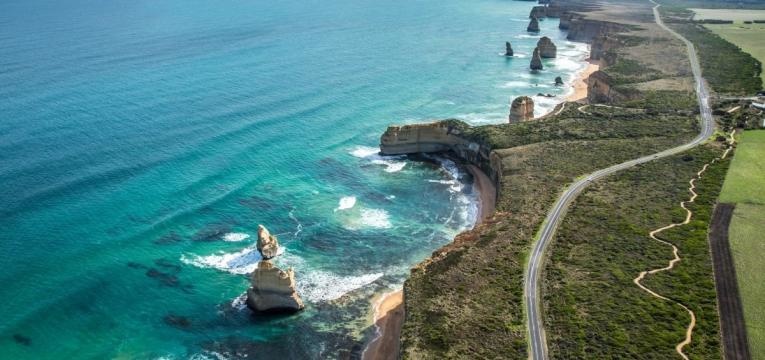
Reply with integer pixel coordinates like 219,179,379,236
0,0,587,358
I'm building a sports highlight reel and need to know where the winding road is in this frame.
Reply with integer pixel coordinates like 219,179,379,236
524,1,716,359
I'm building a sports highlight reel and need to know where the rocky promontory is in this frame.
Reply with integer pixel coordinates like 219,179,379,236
537,36,557,58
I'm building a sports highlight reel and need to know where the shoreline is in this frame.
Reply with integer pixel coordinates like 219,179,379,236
566,58,600,103
362,163,496,360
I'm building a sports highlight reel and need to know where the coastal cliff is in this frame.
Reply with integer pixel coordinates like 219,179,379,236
380,121,503,195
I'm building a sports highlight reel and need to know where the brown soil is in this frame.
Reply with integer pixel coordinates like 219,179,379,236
709,203,752,360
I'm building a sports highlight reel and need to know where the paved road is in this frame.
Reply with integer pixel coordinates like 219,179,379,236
524,1,716,359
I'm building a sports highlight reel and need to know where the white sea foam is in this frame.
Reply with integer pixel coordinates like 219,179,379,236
230,292,248,311
371,159,406,172
360,208,392,228
180,245,283,275
515,34,541,39
351,145,407,172
336,196,357,211
350,146,380,158
296,271,383,302
222,232,250,242
183,247,382,303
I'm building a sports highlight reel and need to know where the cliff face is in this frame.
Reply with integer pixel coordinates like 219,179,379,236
379,122,502,197
590,34,620,66
509,96,535,122
566,19,627,42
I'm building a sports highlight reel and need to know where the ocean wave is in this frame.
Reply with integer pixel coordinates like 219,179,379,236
222,232,250,242
180,245,283,275
515,34,541,39
184,247,382,303
297,271,383,302
335,196,357,211
349,146,380,158
350,145,407,172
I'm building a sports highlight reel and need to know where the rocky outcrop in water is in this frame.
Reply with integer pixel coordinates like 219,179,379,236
559,12,574,29
256,225,280,259
527,17,540,32
530,47,543,70
530,6,546,19
246,224,304,314
509,96,535,123
246,260,305,313
505,41,514,56
537,36,557,58
555,76,564,86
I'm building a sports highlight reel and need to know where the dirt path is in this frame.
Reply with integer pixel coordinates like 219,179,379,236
633,133,735,360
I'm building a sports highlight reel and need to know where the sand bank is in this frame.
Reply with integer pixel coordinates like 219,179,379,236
566,59,600,102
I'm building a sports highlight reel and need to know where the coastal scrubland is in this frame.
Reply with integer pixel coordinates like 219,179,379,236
659,6,763,94
704,22,765,84
401,0,749,358
541,142,729,359
719,130,765,358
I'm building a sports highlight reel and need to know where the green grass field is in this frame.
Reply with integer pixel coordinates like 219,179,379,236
720,130,765,359
704,23,765,84
690,8,765,21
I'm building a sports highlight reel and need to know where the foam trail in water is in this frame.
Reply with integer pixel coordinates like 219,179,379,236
350,145,407,173
222,232,250,242
335,196,357,211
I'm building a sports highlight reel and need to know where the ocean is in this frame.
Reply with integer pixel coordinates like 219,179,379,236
0,0,587,358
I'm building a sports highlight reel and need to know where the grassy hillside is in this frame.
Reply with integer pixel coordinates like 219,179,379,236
719,130,765,359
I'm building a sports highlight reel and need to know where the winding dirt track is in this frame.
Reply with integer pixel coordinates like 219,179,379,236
632,133,734,360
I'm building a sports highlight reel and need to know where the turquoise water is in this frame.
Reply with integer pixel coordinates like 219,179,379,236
0,0,587,358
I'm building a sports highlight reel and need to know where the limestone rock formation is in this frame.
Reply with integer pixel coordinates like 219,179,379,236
257,225,280,259
529,6,546,19
555,76,563,86
246,260,304,313
505,41,514,56
530,47,543,70
509,96,535,123
527,17,540,32
559,12,574,29
537,36,557,58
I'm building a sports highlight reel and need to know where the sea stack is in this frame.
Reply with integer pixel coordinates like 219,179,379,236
555,76,564,86
509,96,535,123
257,225,280,259
527,17,540,32
537,36,557,58
246,224,305,314
245,261,305,313
530,47,543,70
505,41,514,56
529,6,546,19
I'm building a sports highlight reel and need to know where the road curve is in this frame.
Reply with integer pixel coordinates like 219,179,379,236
524,1,716,359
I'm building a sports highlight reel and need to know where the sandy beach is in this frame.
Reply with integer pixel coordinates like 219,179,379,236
362,290,405,360
566,59,600,102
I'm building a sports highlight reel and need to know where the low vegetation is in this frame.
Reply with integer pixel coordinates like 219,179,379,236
401,106,699,358
704,22,765,84
660,8,763,94
719,130,765,357
542,144,729,359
